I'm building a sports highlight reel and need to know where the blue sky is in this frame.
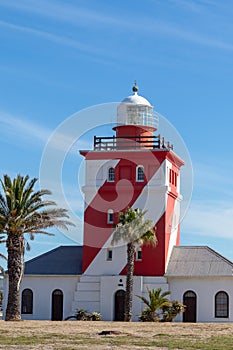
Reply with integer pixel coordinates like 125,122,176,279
0,0,233,265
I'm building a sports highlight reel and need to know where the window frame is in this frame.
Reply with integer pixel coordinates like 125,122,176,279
21,288,33,314
215,291,229,318
107,209,114,224
107,249,113,261
136,165,144,182
136,248,142,261
108,167,115,182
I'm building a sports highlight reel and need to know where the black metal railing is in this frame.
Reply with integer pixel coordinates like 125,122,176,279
94,135,173,151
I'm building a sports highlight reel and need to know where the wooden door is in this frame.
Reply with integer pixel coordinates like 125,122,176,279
183,291,197,322
114,290,126,321
52,289,63,321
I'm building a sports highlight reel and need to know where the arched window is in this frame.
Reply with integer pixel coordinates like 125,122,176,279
215,291,229,318
108,167,115,182
21,288,33,314
136,165,144,182
107,209,114,224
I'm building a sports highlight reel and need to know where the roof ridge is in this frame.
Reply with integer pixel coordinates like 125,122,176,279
205,246,233,265
176,245,209,249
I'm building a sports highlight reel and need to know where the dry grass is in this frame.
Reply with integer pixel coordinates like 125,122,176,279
0,320,232,349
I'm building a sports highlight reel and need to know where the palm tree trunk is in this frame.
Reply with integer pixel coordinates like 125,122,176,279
5,234,23,321
124,242,135,322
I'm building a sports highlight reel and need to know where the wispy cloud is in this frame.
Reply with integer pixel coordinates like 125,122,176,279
0,20,104,56
0,63,71,89
182,199,233,240
39,177,84,214
0,0,127,28
163,25,233,51
0,110,92,155
1,1,233,55
192,160,233,198
169,0,218,14
0,111,50,145
181,158,233,240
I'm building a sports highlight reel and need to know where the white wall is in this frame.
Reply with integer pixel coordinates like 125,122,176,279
4,273,233,322
168,276,233,322
3,275,79,320
72,275,101,314
72,275,169,321
99,275,145,321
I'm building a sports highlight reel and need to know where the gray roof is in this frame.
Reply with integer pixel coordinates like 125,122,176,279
24,246,83,275
165,246,233,277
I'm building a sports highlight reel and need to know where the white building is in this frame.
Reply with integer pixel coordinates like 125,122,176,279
3,86,233,322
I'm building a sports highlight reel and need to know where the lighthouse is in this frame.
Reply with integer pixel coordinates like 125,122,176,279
75,84,184,320
80,83,184,277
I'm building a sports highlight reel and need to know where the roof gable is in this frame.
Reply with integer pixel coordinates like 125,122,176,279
166,246,233,277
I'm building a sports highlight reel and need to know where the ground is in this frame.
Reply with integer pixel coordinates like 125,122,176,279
0,321,232,349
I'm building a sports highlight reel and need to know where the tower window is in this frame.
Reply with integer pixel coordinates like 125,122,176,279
169,169,177,187
107,209,114,224
136,166,144,182
136,248,142,261
215,291,229,318
108,167,115,182
107,249,113,261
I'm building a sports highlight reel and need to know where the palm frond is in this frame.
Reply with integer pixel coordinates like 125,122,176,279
26,241,31,251
0,252,7,260
135,294,151,307
137,287,171,315
0,193,8,214
112,208,156,247
0,174,74,237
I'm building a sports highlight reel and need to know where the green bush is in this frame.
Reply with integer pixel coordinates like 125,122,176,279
162,301,186,322
90,311,102,321
139,309,160,322
75,309,102,321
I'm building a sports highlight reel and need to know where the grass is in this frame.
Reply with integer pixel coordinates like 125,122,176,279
151,335,233,349
0,321,232,349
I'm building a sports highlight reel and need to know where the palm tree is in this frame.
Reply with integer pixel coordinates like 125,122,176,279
0,174,74,321
136,287,171,321
112,207,157,322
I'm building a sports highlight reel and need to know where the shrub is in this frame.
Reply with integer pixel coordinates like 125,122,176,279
64,309,102,321
75,309,102,321
90,311,102,321
161,301,186,322
139,309,160,322
75,309,89,320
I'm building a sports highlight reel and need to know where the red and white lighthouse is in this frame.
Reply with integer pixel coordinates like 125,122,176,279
80,83,184,277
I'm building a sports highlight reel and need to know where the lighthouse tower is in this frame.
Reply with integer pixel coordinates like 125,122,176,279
80,84,184,278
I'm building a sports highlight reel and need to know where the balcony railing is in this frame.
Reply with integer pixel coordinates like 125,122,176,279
94,135,173,151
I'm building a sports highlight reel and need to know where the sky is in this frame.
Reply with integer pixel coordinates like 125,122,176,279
0,0,233,266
